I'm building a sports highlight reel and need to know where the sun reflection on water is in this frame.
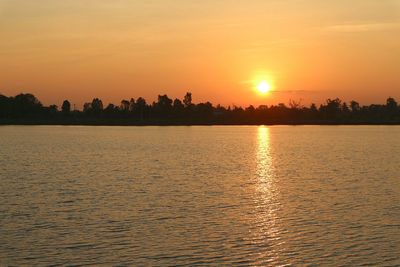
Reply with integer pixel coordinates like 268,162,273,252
249,126,286,264
257,126,273,187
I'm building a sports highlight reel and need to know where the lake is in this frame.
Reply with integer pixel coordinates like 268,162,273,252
0,126,399,266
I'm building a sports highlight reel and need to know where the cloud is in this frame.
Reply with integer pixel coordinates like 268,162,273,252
324,22,400,33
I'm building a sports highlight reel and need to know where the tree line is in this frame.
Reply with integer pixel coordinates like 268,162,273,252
0,92,399,125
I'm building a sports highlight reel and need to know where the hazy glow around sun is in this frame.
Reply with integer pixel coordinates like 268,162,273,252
257,81,272,94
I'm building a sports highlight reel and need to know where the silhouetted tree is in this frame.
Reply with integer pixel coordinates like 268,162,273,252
310,103,318,112
105,104,115,112
183,92,192,108
136,97,146,107
342,102,350,113
91,98,103,114
135,97,147,120
320,98,342,120
0,94,11,117
350,101,360,112
196,102,214,119
48,105,58,114
129,98,135,112
386,97,398,112
289,99,302,109
173,98,184,110
104,103,119,117
61,100,71,114
12,93,43,117
155,95,173,118
157,95,173,109
173,98,184,116
92,98,103,110
83,102,92,113
120,100,130,112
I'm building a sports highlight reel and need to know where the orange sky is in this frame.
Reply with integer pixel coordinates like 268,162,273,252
1,0,399,108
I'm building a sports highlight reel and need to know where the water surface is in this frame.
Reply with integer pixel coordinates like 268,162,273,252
0,126,399,266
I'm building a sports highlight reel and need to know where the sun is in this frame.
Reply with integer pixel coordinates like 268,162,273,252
257,81,272,94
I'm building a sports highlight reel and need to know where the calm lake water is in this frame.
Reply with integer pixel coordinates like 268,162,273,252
0,126,399,266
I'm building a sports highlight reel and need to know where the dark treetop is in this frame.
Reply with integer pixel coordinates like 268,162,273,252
0,92,399,125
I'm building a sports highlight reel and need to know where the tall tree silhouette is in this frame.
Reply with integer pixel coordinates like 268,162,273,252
61,100,71,114
183,92,192,108
136,97,147,120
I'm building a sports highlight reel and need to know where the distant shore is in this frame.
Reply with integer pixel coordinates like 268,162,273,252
1,119,399,126
1,93,400,126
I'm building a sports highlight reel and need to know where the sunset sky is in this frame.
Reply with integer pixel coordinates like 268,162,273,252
1,0,399,108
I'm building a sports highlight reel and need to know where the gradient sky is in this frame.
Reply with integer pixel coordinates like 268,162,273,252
1,0,399,108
